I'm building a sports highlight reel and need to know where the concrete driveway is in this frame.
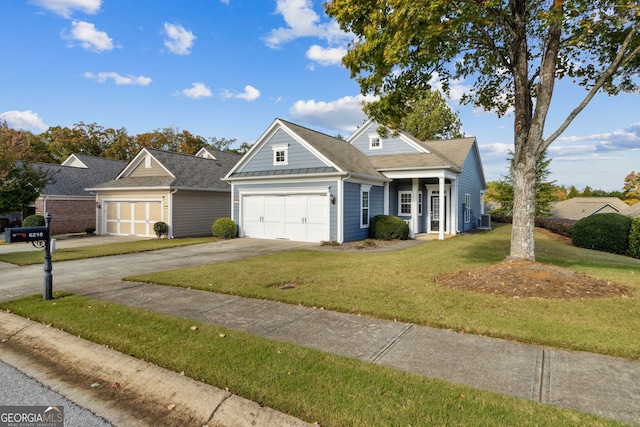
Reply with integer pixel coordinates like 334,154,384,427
0,237,315,302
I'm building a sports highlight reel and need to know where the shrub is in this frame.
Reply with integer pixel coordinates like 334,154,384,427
572,213,632,255
369,215,409,240
85,226,96,235
534,217,576,238
22,215,45,227
627,218,640,259
153,221,168,238
212,218,237,239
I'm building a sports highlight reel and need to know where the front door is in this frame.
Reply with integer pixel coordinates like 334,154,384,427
430,194,448,232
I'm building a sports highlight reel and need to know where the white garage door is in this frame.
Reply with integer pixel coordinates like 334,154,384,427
242,194,328,242
104,201,162,237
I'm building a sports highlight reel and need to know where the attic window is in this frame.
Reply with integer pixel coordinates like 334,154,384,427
272,144,288,166
369,135,382,150
144,155,152,168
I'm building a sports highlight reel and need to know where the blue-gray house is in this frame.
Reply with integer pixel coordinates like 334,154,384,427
224,119,487,243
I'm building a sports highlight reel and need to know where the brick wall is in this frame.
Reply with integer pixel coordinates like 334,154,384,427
35,199,96,235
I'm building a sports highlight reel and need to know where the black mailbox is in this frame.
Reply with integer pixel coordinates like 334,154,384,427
5,227,49,243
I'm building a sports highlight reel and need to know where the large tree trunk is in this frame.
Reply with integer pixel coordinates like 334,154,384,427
508,151,537,261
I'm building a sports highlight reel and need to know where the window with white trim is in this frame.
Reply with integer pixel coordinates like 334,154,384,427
272,144,288,165
418,192,423,216
369,135,382,150
464,193,471,223
361,185,371,227
398,191,412,215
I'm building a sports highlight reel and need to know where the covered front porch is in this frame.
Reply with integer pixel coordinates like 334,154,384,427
382,173,460,240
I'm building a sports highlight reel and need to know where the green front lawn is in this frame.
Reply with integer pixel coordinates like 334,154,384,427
0,236,218,265
129,224,640,359
0,293,623,427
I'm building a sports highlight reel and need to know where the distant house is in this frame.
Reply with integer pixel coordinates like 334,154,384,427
551,197,630,220
224,119,487,243
88,148,241,238
30,154,126,235
625,202,640,218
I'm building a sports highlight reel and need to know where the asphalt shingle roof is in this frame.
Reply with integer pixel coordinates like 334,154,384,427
551,197,630,220
34,156,126,196
92,148,242,191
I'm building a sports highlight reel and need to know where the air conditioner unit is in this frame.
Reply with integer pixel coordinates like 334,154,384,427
478,214,492,230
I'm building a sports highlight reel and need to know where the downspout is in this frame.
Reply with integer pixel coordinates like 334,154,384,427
168,189,178,239
338,176,348,243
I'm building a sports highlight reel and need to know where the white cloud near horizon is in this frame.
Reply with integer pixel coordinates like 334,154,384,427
62,20,113,52
30,0,101,18
0,110,49,133
221,85,261,101
163,23,196,55
177,82,212,99
289,94,377,132
84,71,151,85
552,122,640,159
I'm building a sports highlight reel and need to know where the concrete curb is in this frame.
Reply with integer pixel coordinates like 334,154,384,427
0,312,313,427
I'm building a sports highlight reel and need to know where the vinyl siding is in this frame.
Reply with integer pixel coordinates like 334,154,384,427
350,122,420,156
172,190,230,237
128,158,171,177
457,148,485,232
239,129,328,173
342,181,384,242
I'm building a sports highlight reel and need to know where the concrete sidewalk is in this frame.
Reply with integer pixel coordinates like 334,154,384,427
1,238,639,425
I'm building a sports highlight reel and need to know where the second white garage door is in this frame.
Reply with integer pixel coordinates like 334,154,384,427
242,194,328,242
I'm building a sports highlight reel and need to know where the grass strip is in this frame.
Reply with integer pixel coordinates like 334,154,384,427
0,293,624,427
128,224,640,359
0,236,217,265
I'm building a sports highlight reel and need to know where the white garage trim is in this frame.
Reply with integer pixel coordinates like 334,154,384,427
102,197,164,237
238,189,330,242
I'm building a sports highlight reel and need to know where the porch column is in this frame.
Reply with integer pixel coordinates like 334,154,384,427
451,177,458,235
411,178,419,238
383,182,389,215
438,177,445,240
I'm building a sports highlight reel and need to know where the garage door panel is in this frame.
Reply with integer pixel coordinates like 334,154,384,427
103,200,162,237
241,193,327,242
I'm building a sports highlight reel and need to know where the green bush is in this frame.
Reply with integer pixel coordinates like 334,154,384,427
369,215,409,240
22,215,45,227
627,217,640,259
212,218,237,239
85,226,96,235
534,217,576,238
153,221,168,238
572,213,632,255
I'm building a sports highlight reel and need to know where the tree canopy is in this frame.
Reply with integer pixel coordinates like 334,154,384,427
326,0,640,261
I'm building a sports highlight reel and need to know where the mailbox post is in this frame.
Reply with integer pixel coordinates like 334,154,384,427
43,212,53,300
4,213,53,300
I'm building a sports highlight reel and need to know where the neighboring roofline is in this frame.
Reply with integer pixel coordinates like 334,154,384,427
61,154,87,168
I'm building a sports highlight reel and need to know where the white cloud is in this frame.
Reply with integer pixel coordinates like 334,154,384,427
163,23,196,55
264,0,348,48
177,82,212,99
62,20,113,52
29,0,101,18
306,45,346,66
289,94,377,132
84,71,151,85
220,0,230,4
0,110,48,133
553,122,640,157
221,85,261,102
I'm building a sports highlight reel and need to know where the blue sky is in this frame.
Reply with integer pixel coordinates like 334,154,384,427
2,0,638,191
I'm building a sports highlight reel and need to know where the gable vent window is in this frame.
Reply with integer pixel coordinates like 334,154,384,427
272,144,288,166
369,135,382,150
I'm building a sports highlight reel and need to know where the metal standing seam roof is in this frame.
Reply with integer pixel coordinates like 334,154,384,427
91,148,242,191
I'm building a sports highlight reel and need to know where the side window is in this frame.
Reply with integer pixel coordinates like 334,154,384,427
361,185,371,228
464,193,471,223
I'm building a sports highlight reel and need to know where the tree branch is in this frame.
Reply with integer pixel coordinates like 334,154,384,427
542,21,640,150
